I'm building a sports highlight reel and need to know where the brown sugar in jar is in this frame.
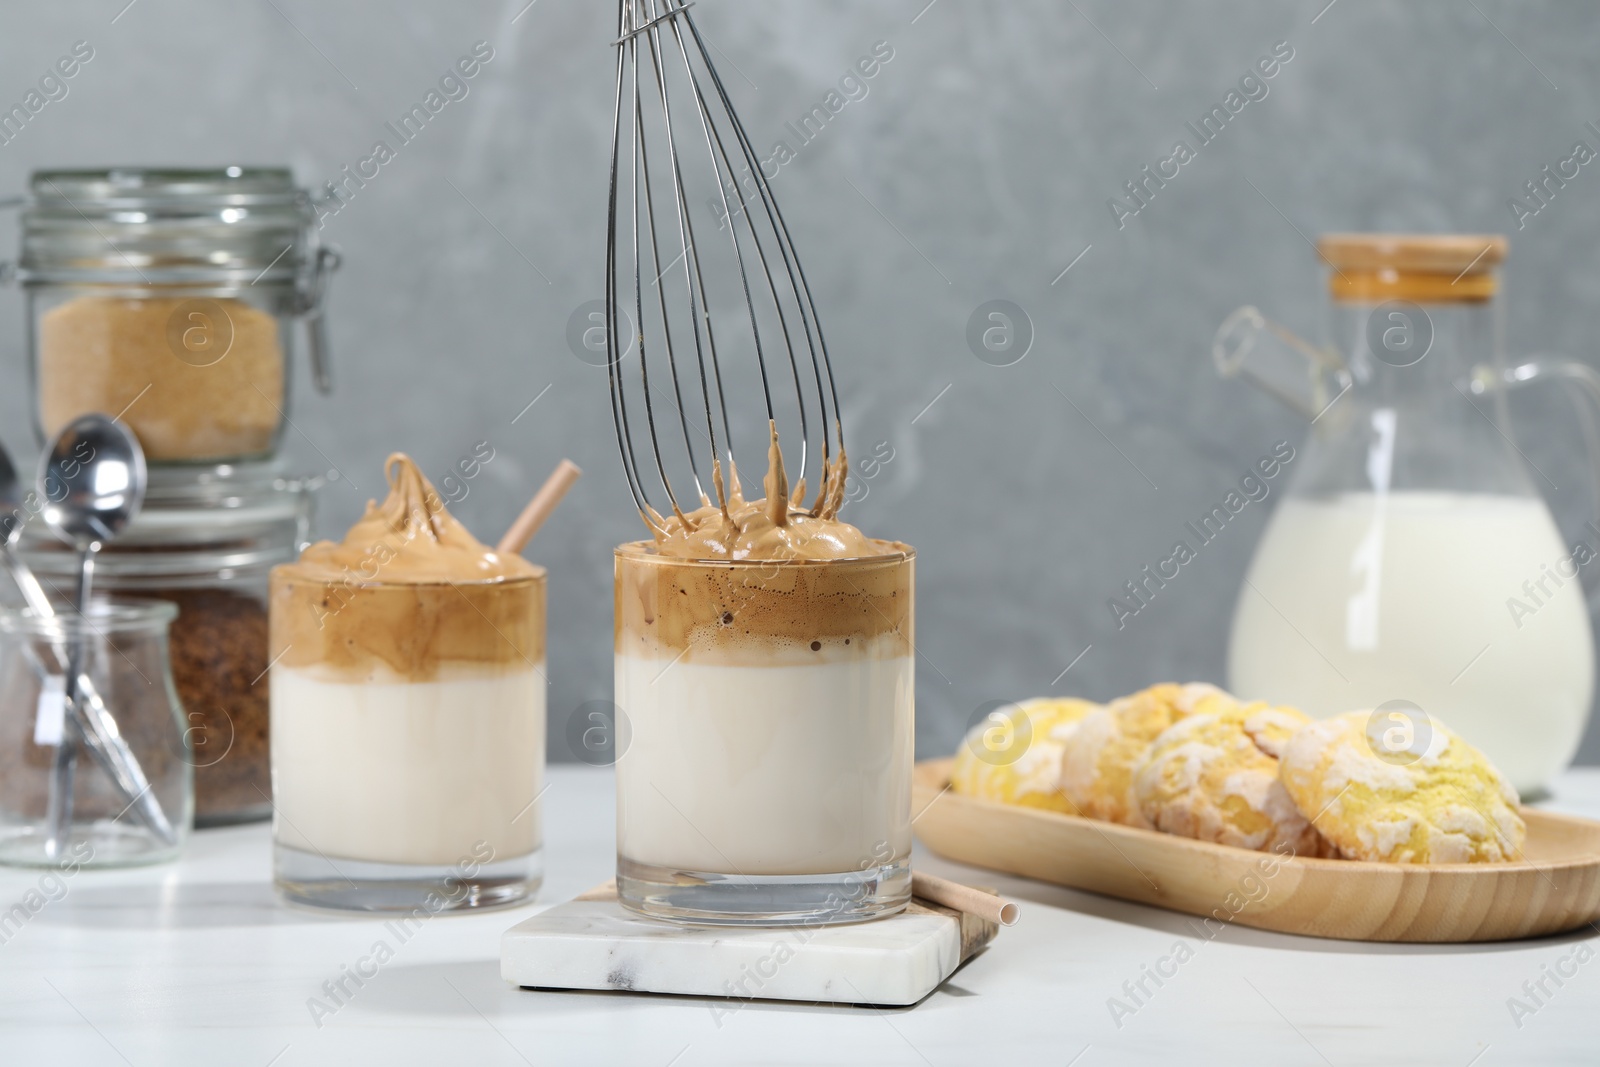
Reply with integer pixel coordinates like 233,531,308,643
39,295,286,463
15,167,337,464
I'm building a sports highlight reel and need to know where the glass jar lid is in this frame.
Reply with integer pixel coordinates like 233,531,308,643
18,463,311,578
17,167,321,288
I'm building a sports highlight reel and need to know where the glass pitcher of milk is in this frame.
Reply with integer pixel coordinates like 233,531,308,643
1214,234,1600,794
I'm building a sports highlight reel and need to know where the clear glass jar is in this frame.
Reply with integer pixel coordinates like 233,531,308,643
613,545,915,926
0,599,192,868
6,167,337,466
18,464,309,826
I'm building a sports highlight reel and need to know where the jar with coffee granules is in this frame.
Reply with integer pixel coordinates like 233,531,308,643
159,586,272,819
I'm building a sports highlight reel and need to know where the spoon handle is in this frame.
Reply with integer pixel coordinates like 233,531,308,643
73,548,94,618
43,717,76,860
44,546,96,856
73,676,177,844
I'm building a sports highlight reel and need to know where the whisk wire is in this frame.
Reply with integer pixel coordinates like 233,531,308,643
624,27,687,523
640,0,724,507
633,29,705,519
605,7,650,519
681,8,843,506
608,0,846,528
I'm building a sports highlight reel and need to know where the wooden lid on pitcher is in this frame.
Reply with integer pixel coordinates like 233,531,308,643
1318,234,1506,303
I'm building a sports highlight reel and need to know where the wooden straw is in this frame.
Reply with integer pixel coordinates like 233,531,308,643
496,459,582,555
912,871,1018,927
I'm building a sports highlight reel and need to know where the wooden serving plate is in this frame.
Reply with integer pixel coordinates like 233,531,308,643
912,758,1600,942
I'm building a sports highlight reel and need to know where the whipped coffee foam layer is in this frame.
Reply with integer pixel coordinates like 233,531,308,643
615,545,912,665
292,453,539,583
650,496,891,561
272,453,544,681
646,422,899,562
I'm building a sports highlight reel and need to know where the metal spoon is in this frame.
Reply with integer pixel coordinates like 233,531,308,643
37,416,149,859
0,443,54,616
0,437,176,848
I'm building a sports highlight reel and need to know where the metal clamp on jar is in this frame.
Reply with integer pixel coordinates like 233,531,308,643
3,166,338,466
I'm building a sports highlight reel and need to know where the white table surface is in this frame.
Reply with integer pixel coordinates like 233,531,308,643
3,765,1598,1067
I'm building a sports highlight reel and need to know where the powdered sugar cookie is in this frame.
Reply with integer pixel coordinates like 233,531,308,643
1059,682,1233,826
951,697,1100,812
1278,709,1525,864
1134,703,1330,855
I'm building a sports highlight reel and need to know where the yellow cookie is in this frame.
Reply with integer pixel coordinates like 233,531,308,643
951,697,1100,812
1059,682,1233,826
1134,702,1331,855
1279,710,1526,864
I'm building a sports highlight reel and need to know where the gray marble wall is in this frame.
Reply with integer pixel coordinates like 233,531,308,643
3,0,1599,763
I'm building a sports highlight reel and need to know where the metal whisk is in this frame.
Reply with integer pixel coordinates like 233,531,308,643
606,0,846,531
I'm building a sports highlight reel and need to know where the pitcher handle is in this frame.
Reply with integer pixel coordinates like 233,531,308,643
1474,357,1600,609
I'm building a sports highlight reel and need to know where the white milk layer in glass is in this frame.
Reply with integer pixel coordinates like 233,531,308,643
271,665,545,866
1230,491,1594,792
615,648,913,876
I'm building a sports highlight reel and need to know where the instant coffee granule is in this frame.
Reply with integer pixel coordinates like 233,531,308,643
158,586,272,822
39,295,284,462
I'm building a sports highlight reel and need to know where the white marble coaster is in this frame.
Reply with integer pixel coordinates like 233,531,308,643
501,882,998,1007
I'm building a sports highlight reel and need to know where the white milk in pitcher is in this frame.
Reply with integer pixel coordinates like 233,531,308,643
1229,491,1594,793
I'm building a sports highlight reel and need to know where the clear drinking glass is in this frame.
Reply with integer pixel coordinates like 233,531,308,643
0,600,192,867
268,569,546,912
613,545,915,925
